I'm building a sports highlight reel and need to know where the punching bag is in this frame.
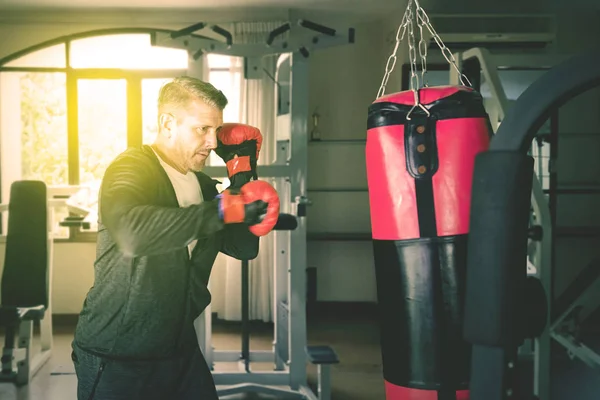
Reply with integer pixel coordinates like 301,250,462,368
366,86,492,400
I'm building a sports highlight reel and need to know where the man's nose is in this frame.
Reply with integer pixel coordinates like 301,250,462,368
206,130,218,150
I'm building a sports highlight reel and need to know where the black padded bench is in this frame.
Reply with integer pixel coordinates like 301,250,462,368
0,180,53,385
305,345,339,400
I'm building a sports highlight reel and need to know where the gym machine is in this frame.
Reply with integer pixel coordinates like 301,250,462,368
152,19,354,399
463,46,600,400
0,182,54,386
453,46,600,399
0,183,95,386
449,48,558,400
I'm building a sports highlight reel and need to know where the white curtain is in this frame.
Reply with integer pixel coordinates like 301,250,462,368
208,55,278,323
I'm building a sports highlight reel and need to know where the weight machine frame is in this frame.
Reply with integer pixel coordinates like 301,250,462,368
152,20,355,399
451,47,600,399
0,185,84,386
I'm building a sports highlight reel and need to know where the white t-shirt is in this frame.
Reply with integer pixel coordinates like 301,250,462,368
152,148,204,257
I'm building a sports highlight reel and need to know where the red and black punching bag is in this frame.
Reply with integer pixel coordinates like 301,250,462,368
366,86,492,400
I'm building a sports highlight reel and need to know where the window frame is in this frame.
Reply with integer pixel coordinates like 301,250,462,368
0,28,191,243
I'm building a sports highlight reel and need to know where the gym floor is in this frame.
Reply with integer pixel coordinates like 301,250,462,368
0,307,599,400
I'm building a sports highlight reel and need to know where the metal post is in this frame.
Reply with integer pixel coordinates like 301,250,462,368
241,259,250,372
531,177,552,400
288,51,310,390
274,174,291,371
318,365,332,400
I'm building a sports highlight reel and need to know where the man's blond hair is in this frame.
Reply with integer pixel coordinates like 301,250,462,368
158,76,228,114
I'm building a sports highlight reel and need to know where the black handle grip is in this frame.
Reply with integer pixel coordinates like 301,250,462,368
299,47,310,58
267,23,291,45
171,22,206,39
211,25,233,46
298,19,336,36
274,213,298,231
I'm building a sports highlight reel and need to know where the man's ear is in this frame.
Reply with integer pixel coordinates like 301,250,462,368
159,113,175,137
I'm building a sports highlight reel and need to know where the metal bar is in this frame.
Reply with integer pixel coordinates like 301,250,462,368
551,267,600,333
210,25,233,47
530,175,552,400
212,350,274,363
267,23,291,46
217,383,305,399
152,31,353,58
274,180,290,371
241,260,250,372
460,47,510,130
299,384,320,400
318,365,332,400
171,22,206,39
551,332,600,370
213,371,293,386
288,52,309,391
298,19,337,36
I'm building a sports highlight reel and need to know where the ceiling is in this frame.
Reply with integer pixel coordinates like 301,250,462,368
0,0,594,25
0,0,403,11
0,0,559,13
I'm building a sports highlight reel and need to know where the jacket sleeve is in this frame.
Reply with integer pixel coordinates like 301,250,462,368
100,152,225,257
219,224,260,260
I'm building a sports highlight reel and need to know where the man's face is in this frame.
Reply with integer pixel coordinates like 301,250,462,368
164,100,223,172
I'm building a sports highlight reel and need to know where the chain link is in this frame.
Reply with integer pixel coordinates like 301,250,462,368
376,0,472,100
416,0,428,88
376,3,411,99
415,5,472,87
407,5,419,92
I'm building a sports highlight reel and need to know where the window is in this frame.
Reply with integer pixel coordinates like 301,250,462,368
206,54,243,171
4,43,66,68
0,71,69,238
0,32,189,240
69,34,188,70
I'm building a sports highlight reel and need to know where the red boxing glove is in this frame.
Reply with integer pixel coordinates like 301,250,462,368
215,123,263,188
217,180,280,237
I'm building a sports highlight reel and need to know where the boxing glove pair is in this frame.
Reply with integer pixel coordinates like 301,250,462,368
213,123,279,237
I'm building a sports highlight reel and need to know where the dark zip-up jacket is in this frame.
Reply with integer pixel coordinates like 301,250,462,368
73,145,259,360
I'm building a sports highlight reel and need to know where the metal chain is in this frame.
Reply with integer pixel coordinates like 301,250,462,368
407,4,419,91
416,0,428,87
376,3,412,99
415,4,472,87
376,0,472,101
405,0,429,119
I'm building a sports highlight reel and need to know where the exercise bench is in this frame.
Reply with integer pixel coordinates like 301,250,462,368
0,180,53,385
305,345,339,400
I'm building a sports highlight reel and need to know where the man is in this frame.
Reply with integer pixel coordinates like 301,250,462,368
71,76,277,400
